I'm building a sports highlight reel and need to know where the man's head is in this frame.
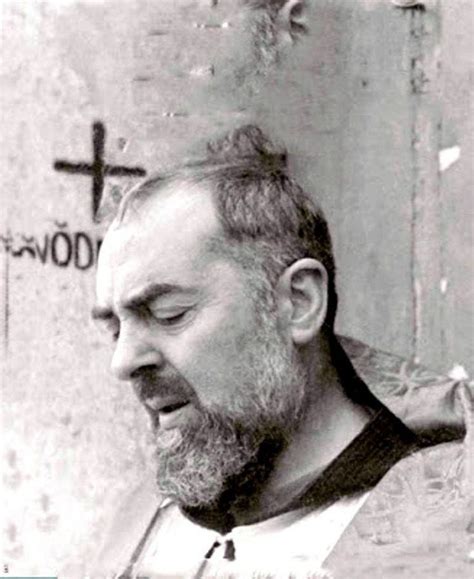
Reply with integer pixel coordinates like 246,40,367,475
94,125,338,508
116,125,338,331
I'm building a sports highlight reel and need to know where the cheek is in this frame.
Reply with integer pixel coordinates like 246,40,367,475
166,303,258,406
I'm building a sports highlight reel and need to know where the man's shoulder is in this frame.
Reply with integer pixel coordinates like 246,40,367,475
324,355,473,579
91,476,163,578
339,334,468,445
326,438,472,578
371,437,467,513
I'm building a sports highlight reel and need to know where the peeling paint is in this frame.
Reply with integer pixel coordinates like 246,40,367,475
412,278,423,360
193,21,230,29
439,145,460,172
410,56,429,94
161,111,189,118
448,364,469,381
117,137,128,152
409,5,444,367
391,0,423,8
190,64,215,77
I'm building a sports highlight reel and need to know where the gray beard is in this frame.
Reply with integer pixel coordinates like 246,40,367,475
153,332,308,508
154,410,268,508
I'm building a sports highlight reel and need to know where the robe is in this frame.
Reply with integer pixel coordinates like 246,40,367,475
92,336,473,578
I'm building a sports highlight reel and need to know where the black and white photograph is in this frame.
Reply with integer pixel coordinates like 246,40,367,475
1,1,473,577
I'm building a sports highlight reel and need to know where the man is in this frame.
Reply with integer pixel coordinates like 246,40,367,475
93,125,471,578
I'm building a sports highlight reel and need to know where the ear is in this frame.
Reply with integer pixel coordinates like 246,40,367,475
276,0,308,44
275,258,328,345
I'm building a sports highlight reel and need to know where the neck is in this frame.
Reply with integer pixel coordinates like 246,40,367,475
264,366,373,498
237,338,372,526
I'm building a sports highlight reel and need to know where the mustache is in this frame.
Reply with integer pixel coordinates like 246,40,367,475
132,368,194,404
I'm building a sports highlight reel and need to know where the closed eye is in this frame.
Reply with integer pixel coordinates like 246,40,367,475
155,310,190,326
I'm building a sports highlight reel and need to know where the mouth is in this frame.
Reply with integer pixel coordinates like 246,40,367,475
143,397,191,430
158,401,189,414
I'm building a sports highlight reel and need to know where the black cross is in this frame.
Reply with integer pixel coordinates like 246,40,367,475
54,121,146,221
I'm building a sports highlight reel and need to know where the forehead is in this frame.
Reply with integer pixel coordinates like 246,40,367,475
96,182,223,303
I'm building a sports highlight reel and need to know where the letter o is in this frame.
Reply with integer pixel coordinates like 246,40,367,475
51,231,72,267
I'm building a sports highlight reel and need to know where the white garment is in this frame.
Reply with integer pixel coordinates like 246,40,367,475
136,493,369,578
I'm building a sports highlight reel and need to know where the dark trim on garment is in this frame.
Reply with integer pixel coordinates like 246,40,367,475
291,406,419,512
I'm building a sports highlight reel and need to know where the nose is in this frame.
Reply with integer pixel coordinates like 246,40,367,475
111,325,164,381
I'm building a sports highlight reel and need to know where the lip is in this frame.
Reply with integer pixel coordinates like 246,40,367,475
156,401,192,430
141,395,191,427
143,395,189,412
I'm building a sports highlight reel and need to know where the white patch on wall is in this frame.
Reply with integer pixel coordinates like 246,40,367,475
439,145,461,172
190,65,215,77
391,0,423,7
448,364,469,381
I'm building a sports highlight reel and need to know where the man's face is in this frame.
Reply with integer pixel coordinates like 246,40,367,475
95,182,307,507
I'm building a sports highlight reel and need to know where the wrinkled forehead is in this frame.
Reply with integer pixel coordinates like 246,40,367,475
96,182,224,292
121,180,219,235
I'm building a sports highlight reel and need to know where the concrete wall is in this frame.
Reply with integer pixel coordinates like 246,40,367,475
1,0,472,575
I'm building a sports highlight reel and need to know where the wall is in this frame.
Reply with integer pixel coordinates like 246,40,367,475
1,0,472,575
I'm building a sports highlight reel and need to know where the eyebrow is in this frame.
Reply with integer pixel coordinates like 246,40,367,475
91,282,197,321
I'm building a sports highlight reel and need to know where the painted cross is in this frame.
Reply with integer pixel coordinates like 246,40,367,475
54,121,146,221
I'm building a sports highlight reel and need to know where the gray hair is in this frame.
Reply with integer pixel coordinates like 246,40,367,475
116,125,338,332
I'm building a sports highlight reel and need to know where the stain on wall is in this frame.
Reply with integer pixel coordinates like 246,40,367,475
1,0,472,576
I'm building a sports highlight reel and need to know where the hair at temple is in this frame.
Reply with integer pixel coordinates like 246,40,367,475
115,125,338,333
